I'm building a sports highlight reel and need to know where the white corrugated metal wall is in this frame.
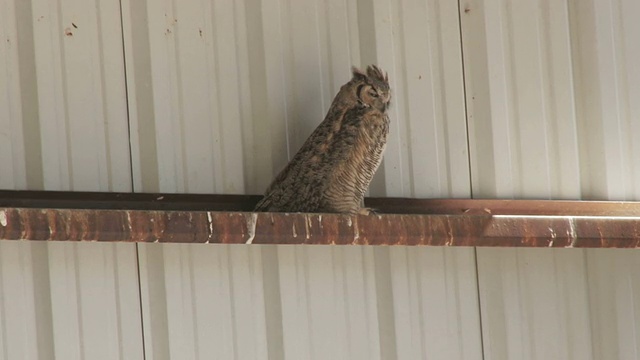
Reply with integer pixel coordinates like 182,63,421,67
462,0,640,359
0,0,639,359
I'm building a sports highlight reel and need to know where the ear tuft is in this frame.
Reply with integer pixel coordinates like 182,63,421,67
351,66,367,80
366,65,389,85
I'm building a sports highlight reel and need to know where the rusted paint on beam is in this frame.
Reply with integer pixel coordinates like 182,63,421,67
1,191,639,247
0,206,639,247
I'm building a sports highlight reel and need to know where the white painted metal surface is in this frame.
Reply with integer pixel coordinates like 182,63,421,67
461,0,581,199
275,245,482,359
138,244,482,360
462,0,640,359
477,248,594,360
0,1,139,358
138,244,271,360
569,0,640,201
462,0,640,200
478,248,640,360
121,0,470,198
0,241,143,360
0,0,132,192
585,249,640,359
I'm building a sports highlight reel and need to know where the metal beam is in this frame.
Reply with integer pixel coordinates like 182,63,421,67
0,191,639,247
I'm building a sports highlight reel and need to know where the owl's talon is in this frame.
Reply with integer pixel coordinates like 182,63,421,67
358,207,379,215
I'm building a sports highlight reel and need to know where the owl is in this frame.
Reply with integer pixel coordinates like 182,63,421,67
254,65,391,215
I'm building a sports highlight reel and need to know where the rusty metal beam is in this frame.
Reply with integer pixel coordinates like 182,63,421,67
0,191,639,247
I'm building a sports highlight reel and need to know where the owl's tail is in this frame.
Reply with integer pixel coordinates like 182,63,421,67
253,193,274,212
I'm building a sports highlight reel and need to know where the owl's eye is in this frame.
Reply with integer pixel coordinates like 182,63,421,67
369,91,379,98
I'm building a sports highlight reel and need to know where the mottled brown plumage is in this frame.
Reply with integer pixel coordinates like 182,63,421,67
254,65,391,214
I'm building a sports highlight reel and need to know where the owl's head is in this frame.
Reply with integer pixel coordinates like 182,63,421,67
351,65,391,113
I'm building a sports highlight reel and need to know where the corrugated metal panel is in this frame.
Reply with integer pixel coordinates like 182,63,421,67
462,0,640,200
569,0,640,201
0,241,144,360
138,244,271,360
360,0,471,198
121,0,470,198
463,0,640,359
478,248,640,360
1,0,132,192
137,244,482,360
0,1,140,359
0,242,51,359
586,249,640,359
277,246,482,359
477,248,594,360
47,243,143,360
461,0,581,199
387,247,482,359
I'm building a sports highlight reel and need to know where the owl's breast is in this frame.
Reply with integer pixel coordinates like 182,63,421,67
355,112,389,180
325,109,389,212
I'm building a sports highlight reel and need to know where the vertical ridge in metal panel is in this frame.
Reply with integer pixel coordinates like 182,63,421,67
477,248,594,360
277,245,386,359
462,0,582,199
30,0,131,191
366,0,470,198
0,242,52,359
48,243,144,360
0,0,25,190
389,247,482,359
1,0,141,358
465,2,640,357
11,0,132,192
586,249,640,359
1,0,43,190
571,0,640,200
138,244,272,359
0,241,143,360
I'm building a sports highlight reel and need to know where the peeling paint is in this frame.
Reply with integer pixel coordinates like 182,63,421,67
0,205,638,248
244,213,258,244
445,218,453,246
566,217,578,248
126,211,132,232
352,217,359,244
207,212,214,242
304,214,311,240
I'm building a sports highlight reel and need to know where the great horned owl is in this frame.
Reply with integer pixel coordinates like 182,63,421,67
254,65,391,215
